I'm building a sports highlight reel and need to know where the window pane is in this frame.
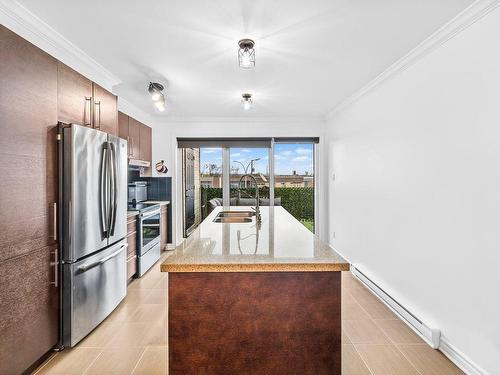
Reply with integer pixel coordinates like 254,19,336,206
230,148,269,205
199,147,223,220
274,143,315,232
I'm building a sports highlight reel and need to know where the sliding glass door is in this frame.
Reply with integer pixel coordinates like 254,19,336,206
274,142,315,232
179,138,317,236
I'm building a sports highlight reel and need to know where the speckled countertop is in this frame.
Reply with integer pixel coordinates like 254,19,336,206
161,206,349,273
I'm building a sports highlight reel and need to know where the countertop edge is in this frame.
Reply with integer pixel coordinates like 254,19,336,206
161,262,350,273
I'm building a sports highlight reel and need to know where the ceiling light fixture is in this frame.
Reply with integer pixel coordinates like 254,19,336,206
241,93,253,110
238,39,255,69
148,82,166,112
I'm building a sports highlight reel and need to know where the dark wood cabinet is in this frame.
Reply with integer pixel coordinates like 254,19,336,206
92,83,117,135
128,117,141,159
118,111,153,174
0,25,59,374
57,64,117,135
160,204,169,251
57,62,93,126
126,215,138,280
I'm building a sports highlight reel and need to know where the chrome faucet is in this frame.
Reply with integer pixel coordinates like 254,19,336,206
237,174,261,224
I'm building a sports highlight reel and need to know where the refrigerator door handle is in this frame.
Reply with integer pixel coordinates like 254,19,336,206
109,142,118,236
100,144,109,236
76,243,128,273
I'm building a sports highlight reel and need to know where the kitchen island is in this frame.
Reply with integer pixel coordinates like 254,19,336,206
161,206,349,374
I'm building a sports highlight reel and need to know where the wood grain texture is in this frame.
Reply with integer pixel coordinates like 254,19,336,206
128,117,141,159
92,83,117,135
160,205,168,251
0,246,59,375
57,62,93,126
169,272,341,375
0,25,59,374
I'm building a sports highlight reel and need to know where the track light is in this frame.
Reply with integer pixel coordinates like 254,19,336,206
241,93,253,110
238,39,255,69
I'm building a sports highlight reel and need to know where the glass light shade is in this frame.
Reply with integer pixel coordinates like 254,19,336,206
238,39,255,69
241,94,253,110
154,94,166,112
151,91,162,101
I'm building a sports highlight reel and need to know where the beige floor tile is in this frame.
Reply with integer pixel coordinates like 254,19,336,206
398,344,464,375
342,330,351,344
105,322,152,348
132,346,168,375
105,301,140,324
142,316,168,346
78,321,121,348
128,272,165,290
124,288,155,305
349,286,381,306
343,319,390,344
151,275,169,290
342,289,355,305
354,344,419,375
84,347,145,375
35,348,101,375
376,319,424,344
342,301,371,321
342,272,365,290
342,344,371,375
361,300,398,320
143,289,168,304
128,304,167,323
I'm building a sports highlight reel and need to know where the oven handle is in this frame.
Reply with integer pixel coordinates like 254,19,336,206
76,244,127,273
141,209,161,220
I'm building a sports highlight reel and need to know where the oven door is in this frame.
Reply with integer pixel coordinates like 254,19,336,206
138,209,161,255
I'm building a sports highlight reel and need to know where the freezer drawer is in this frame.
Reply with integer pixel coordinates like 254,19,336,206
63,240,127,347
137,241,160,277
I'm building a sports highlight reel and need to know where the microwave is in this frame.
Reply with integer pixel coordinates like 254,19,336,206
128,181,148,203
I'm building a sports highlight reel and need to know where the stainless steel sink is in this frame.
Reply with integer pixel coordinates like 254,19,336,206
213,216,253,223
217,211,255,218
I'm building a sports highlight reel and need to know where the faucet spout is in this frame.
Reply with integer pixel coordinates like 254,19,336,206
237,174,261,224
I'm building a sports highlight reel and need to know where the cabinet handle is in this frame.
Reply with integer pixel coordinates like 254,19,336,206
84,97,92,126
53,202,57,239
94,101,101,129
51,248,58,287
127,136,131,157
130,137,134,157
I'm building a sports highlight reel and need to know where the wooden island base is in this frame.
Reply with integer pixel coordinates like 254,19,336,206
168,272,341,375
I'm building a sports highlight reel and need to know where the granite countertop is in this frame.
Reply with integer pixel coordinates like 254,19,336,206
161,206,349,273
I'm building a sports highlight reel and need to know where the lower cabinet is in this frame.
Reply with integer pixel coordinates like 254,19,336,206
160,204,169,251
126,216,137,280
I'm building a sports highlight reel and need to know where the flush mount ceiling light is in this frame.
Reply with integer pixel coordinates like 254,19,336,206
238,39,255,69
241,93,253,110
148,82,165,112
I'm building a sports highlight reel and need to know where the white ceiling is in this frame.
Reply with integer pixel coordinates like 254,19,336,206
17,0,473,118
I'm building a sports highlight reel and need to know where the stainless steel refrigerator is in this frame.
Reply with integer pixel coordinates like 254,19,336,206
59,123,128,348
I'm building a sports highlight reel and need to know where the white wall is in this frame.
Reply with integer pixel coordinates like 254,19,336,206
150,118,327,247
326,6,500,374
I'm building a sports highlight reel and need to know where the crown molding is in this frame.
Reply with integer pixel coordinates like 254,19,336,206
325,0,500,121
158,116,325,124
0,0,121,91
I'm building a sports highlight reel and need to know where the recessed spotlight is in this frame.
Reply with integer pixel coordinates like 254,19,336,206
148,82,166,112
241,93,253,110
238,39,255,69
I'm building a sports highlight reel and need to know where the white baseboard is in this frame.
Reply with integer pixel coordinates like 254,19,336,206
348,264,489,375
439,336,489,375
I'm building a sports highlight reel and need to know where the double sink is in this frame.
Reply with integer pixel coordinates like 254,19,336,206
213,210,255,223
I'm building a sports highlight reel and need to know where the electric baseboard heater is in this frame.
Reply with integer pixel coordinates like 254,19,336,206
350,265,441,349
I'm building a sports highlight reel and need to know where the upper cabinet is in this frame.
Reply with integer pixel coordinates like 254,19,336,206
92,83,118,135
57,63,117,135
118,111,153,175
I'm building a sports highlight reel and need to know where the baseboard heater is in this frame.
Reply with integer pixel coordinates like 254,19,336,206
350,265,441,349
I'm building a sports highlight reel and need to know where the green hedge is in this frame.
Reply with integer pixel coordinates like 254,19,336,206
201,187,314,221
